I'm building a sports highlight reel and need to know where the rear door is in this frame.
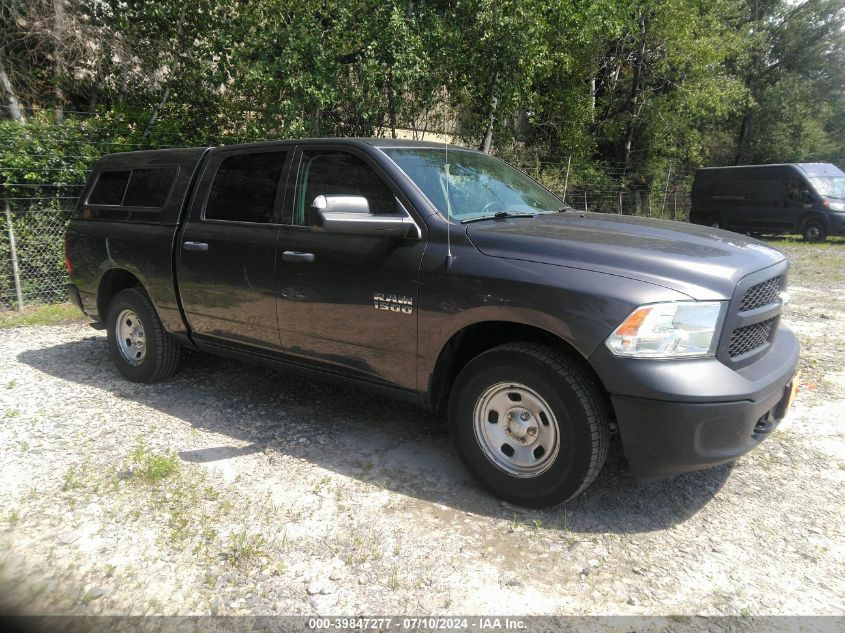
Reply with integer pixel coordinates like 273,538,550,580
274,145,426,391
177,145,291,350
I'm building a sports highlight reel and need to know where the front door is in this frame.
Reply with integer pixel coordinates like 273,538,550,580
178,146,291,351
785,176,812,231
275,147,426,391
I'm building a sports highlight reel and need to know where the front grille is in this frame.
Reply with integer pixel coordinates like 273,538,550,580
728,317,776,358
739,276,783,312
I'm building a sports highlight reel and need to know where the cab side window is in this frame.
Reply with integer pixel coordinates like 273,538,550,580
294,152,394,225
205,151,288,223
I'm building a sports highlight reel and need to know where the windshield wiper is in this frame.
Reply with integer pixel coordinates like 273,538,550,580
460,210,537,224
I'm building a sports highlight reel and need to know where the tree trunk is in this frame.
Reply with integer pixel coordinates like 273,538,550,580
0,59,25,121
387,69,397,139
143,3,189,139
622,9,648,170
734,113,752,164
480,72,499,154
53,0,66,120
735,0,761,165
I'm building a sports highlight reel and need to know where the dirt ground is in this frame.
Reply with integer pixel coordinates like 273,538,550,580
0,238,843,618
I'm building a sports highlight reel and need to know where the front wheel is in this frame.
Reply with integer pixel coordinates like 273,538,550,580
106,288,180,383
449,343,610,507
802,218,827,243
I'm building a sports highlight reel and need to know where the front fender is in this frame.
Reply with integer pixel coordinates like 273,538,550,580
415,242,690,399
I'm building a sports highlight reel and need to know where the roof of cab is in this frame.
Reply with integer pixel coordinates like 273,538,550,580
94,137,478,166
697,162,844,175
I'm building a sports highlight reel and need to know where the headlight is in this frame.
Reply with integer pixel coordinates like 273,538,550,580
827,201,845,212
605,301,726,358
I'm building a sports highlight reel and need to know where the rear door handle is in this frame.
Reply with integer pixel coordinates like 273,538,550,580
183,241,209,252
282,251,315,263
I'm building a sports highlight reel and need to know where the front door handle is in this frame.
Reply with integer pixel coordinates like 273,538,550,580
183,241,209,252
282,251,315,264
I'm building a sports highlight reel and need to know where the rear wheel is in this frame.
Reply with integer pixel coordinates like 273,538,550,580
802,218,827,243
106,288,180,383
449,343,610,508
708,215,722,229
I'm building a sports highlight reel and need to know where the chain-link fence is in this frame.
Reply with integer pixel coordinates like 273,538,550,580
0,116,693,311
2,199,75,308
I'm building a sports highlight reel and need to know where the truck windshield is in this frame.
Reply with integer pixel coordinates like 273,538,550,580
382,147,563,222
809,176,845,198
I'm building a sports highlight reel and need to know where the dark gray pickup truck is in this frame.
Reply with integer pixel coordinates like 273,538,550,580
65,139,800,507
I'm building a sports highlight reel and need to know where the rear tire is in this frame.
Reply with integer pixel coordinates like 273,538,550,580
802,218,827,243
708,215,722,229
449,343,610,508
106,288,180,383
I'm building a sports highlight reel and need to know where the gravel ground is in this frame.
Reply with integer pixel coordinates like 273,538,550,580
1,240,844,618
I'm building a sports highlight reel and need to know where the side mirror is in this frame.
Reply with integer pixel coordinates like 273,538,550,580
311,195,420,238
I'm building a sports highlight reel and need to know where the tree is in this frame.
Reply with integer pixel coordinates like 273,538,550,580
731,0,845,164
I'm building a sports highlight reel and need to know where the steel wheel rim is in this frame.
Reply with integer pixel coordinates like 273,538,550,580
116,308,146,366
807,224,821,240
472,382,560,478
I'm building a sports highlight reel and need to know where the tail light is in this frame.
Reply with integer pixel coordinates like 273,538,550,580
64,233,72,274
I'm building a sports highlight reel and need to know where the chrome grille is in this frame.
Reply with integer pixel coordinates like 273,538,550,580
739,276,783,312
728,317,776,358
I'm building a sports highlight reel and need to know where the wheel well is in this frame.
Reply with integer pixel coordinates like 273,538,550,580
799,213,827,230
97,269,142,321
428,321,606,416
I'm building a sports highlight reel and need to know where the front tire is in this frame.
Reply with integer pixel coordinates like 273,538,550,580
106,288,180,383
802,218,827,243
449,343,610,508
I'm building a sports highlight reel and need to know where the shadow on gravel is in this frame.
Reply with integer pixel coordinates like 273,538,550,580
18,335,731,533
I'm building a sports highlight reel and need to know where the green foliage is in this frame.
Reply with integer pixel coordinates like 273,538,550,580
129,439,180,485
0,303,84,328
0,0,842,244
226,529,268,569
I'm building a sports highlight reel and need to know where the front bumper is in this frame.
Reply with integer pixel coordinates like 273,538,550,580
589,325,800,479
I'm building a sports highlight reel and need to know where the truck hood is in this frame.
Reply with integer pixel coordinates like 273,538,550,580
465,212,786,300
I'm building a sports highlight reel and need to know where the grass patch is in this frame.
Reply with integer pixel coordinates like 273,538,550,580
129,439,180,484
759,238,845,286
2,408,19,419
62,466,84,491
139,454,179,483
763,235,845,247
225,529,267,569
0,303,86,329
